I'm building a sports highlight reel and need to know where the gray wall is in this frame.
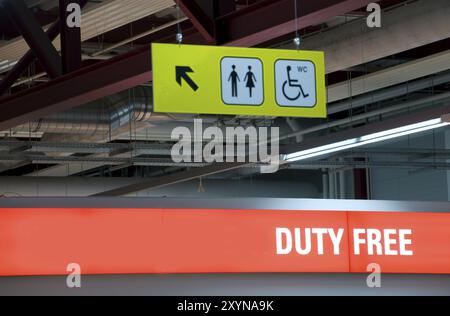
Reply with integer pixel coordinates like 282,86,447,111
0,175,321,198
1,274,449,296
370,130,449,201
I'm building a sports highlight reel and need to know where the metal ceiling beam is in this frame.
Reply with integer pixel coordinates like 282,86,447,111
1,0,62,78
59,0,82,73
289,160,450,170
0,43,42,97
328,67,450,115
0,20,59,96
328,49,450,104
0,46,152,131
0,141,172,154
175,0,216,43
0,0,89,96
353,158,369,199
0,0,176,62
282,0,450,74
336,148,450,157
90,103,450,196
217,0,380,46
91,162,248,196
0,0,375,131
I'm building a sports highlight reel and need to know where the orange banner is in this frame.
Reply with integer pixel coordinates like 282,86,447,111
0,208,449,276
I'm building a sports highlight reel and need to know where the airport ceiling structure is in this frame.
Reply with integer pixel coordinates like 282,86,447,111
0,0,449,197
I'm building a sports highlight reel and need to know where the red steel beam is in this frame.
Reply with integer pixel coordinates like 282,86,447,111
175,0,216,43
218,0,380,46
2,0,62,78
0,46,151,131
0,0,89,97
0,0,377,131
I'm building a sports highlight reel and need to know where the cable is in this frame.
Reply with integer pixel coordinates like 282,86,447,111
293,0,301,49
176,4,183,44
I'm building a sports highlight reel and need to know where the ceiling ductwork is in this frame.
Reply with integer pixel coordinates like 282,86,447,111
280,0,450,74
0,0,176,63
6,86,159,136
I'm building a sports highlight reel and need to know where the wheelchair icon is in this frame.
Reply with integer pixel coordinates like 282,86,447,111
282,66,309,101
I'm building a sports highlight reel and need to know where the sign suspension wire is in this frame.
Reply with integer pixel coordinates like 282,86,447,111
176,4,183,44
293,0,301,49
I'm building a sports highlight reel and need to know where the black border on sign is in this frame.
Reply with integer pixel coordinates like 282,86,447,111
220,56,265,107
274,59,318,109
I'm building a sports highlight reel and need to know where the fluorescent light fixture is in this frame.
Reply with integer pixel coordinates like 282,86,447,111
284,118,450,162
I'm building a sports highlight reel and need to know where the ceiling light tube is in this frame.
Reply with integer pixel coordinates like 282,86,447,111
284,118,450,162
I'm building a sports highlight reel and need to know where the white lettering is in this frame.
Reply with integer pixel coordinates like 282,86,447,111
353,228,413,256
383,229,398,255
276,227,345,256
312,228,327,255
328,228,344,255
294,228,311,255
367,228,382,255
353,228,367,255
399,229,413,256
276,228,292,255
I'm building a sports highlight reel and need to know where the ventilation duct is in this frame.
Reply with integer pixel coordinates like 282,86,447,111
7,86,172,136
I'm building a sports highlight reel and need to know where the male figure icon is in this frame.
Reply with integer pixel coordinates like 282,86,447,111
221,57,264,106
228,65,240,97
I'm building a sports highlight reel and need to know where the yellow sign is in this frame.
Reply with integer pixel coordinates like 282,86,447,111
152,43,326,118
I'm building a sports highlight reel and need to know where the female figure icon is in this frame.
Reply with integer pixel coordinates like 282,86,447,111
244,65,257,98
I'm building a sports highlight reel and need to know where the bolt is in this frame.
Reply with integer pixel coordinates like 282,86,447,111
293,36,301,48
176,32,183,44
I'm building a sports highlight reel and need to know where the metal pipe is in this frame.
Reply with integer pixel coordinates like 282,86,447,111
322,169,328,199
2,0,62,78
2,151,450,169
328,170,335,199
287,160,450,169
339,159,346,199
280,91,450,141
328,71,450,115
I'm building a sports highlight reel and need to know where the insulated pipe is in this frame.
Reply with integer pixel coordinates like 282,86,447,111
7,86,221,136
7,87,172,135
